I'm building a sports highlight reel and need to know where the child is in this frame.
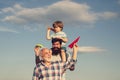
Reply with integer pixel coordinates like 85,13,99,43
46,21,68,52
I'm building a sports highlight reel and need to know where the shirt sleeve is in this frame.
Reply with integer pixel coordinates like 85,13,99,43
35,56,41,65
66,52,71,61
61,32,67,38
62,58,77,70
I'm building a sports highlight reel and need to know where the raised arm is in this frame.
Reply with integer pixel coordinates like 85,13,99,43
72,44,78,60
46,27,52,40
34,45,43,65
62,44,78,70
59,37,68,43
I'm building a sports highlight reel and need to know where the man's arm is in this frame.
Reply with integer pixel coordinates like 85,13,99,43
72,44,78,60
62,44,78,69
58,37,68,43
35,56,41,65
34,46,41,65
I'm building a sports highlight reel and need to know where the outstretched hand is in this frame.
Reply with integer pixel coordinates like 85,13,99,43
34,47,40,56
73,44,78,52
72,44,79,61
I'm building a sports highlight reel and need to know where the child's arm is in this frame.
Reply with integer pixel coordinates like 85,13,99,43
60,37,68,43
46,27,52,40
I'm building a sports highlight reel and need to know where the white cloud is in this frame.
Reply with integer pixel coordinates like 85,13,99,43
78,46,106,52
1,1,118,26
2,7,15,13
1,4,23,13
0,1,96,25
2,16,27,24
0,26,19,33
68,46,106,53
97,12,118,19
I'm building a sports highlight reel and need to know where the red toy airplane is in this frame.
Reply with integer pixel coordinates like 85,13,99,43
68,36,80,48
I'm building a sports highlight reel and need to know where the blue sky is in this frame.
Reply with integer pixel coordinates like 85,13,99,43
0,0,120,80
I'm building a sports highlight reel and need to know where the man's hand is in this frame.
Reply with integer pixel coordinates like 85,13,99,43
73,44,78,53
34,47,40,56
72,44,78,60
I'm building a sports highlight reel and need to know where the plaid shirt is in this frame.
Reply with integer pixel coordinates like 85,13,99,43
32,59,76,80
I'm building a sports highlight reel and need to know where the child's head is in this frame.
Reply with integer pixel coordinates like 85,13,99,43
52,21,64,31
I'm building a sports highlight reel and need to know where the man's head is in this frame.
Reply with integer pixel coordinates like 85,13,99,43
51,38,62,55
40,48,52,62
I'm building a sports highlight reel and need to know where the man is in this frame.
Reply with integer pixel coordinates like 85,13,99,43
32,44,78,80
34,38,75,80
35,38,75,67
34,38,66,64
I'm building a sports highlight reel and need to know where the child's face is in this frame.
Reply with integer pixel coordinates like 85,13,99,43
53,26,61,33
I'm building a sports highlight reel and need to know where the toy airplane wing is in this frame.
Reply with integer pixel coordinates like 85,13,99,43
68,36,80,48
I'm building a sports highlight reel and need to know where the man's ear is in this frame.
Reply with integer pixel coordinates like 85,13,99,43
49,50,52,54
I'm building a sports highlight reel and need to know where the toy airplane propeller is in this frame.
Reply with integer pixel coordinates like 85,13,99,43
68,36,80,48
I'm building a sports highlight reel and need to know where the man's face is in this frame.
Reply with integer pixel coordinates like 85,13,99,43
42,48,52,62
52,41,61,55
52,41,61,50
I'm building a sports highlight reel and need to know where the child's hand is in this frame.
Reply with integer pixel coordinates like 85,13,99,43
51,28,54,31
47,27,54,31
47,27,51,30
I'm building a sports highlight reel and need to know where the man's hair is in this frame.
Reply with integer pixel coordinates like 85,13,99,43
52,38,62,45
52,21,64,30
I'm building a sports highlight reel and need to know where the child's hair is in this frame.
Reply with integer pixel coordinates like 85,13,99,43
52,21,64,31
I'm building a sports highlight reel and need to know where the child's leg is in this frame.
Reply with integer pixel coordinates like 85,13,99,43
61,46,66,52
61,47,67,61
61,49,66,62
